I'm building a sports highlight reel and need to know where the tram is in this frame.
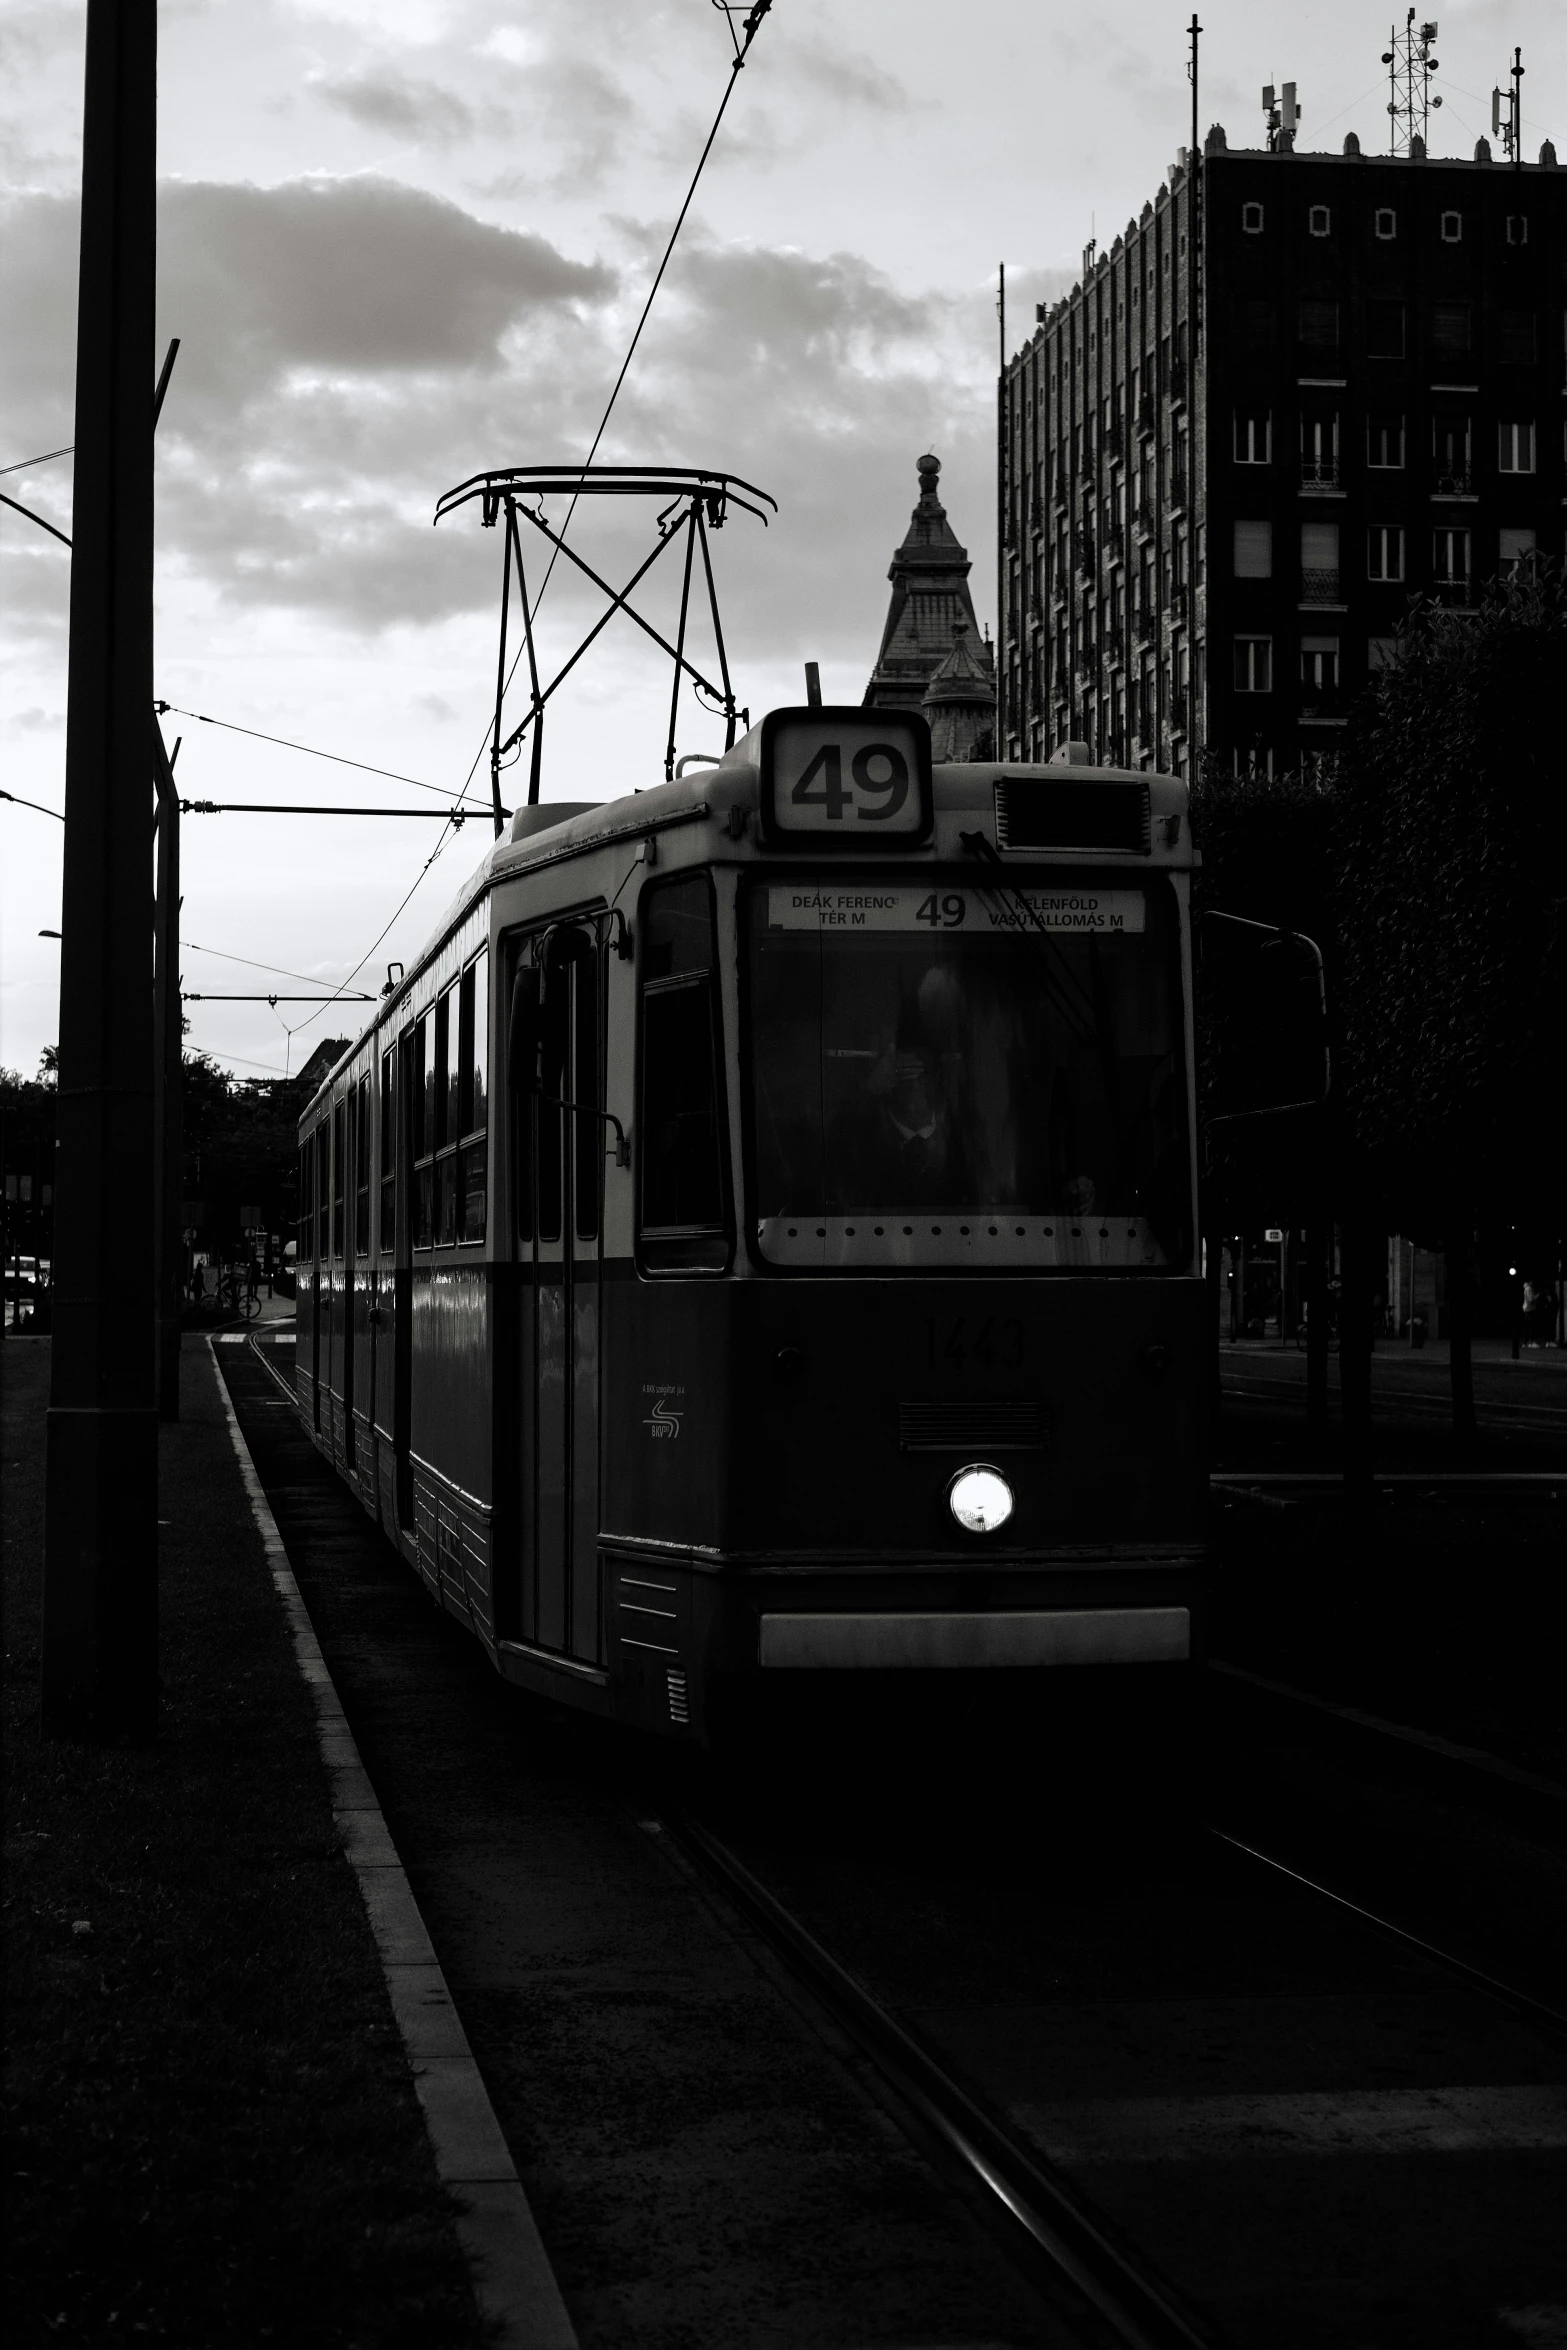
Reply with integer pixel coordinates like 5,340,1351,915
294,704,1206,1741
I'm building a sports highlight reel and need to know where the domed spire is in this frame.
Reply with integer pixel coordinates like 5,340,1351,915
863,454,992,716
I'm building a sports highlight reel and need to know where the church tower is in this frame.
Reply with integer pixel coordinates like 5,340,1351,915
863,454,994,735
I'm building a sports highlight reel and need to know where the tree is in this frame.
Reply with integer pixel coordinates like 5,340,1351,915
1336,572,1567,1430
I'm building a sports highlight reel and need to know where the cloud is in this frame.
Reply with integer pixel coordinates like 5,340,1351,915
311,66,487,148
0,169,998,664
159,175,612,387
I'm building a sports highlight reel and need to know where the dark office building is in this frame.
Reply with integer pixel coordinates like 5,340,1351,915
1000,128,1565,776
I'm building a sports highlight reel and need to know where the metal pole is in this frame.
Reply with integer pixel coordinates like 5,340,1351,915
996,264,1005,755
489,512,512,840
43,0,159,1741
153,721,181,1420
1188,16,1201,767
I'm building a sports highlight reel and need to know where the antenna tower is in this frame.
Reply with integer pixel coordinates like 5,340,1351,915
1382,11,1442,157
1491,48,1524,168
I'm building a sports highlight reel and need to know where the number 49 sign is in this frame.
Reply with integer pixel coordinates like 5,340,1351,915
757,707,934,850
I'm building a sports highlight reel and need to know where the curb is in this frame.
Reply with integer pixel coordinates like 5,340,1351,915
209,1341,577,2349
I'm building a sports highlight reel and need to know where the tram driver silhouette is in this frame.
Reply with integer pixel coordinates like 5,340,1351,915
829,973,969,1210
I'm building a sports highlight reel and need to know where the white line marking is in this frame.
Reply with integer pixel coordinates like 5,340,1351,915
208,1341,577,2350
1014,2084,1567,2165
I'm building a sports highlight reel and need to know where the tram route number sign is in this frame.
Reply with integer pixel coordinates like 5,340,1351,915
757,706,934,849
764,885,1146,935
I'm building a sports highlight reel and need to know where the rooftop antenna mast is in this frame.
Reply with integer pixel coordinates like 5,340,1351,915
1492,47,1524,169
1260,78,1301,153
1382,12,1442,158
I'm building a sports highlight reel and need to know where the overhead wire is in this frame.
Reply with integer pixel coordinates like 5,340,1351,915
470,0,775,779
0,444,73,478
184,940,364,990
154,702,478,802
292,0,777,1046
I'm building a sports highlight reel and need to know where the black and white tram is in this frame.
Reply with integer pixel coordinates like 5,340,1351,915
295,704,1206,1741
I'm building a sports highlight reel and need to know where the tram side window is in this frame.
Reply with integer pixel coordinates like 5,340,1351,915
317,1119,331,1260
354,1074,371,1259
379,1047,395,1253
331,1099,346,1258
299,1134,314,1261
435,983,459,1245
573,949,599,1244
458,950,488,1244
412,1009,433,1249
510,964,539,1245
638,875,726,1270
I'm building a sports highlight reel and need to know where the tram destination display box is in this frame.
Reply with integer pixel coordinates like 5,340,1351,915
757,706,933,850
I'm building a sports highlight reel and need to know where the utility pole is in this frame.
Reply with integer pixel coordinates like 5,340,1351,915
43,0,159,1741
153,721,182,1419
996,263,1006,759
1188,15,1201,770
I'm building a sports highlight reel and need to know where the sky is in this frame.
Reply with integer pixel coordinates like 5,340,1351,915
3,0,1563,1084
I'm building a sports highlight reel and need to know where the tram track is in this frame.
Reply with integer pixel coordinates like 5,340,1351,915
222,1337,1567,2348
654,1806,1223,2350
656,1782,1567,2350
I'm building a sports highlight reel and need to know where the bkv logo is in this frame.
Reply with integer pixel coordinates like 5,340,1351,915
644,1398,683,1440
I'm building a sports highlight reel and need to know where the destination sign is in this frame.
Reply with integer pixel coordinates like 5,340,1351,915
758,706,933,849
764,885,1146,935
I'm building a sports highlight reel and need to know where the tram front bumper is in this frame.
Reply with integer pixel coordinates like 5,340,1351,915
756,1606,1190,1671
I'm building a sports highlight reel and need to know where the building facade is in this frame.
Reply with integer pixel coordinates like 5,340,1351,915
1000,132,1565,776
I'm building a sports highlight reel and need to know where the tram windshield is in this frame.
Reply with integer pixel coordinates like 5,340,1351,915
746,877,1191,1271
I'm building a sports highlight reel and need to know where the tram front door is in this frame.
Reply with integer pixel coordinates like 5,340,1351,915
509,926,603,1664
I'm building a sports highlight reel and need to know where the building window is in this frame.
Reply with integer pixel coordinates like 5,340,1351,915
1368,637,1397,672
1242,202,1264,233
1498,420,1536,474
1298,298,1339,350
1367,525,1405,582
1432,304,1471,358
1300,636,1339,703
1234,636,1272,692
1233,520,1272,578
1367,299,1406,359
1374,207,1397,240
1234,409,1271,463
1432,527,1471,590
1499,310,1537,365
1300,411,1339,490
1367,413,1405,468
1498,526,1537,577
1301,521,1341,604
1440,211,1463,243
1433,413,1471,494
1506,214,1528,246
1308,205,1331,237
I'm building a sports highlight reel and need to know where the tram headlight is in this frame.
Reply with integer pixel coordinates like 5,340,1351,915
948,1464,1014,1536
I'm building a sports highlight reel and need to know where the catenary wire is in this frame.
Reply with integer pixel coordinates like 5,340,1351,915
0,444,73,478
1,789,65,821
184,940,367,990
469,0,775,786
291,4,776,1040
154,703,478,801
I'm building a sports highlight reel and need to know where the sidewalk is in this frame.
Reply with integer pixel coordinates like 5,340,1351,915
2,1336,487,2348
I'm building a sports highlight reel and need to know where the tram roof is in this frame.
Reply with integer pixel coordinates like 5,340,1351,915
300,733,1190,1118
